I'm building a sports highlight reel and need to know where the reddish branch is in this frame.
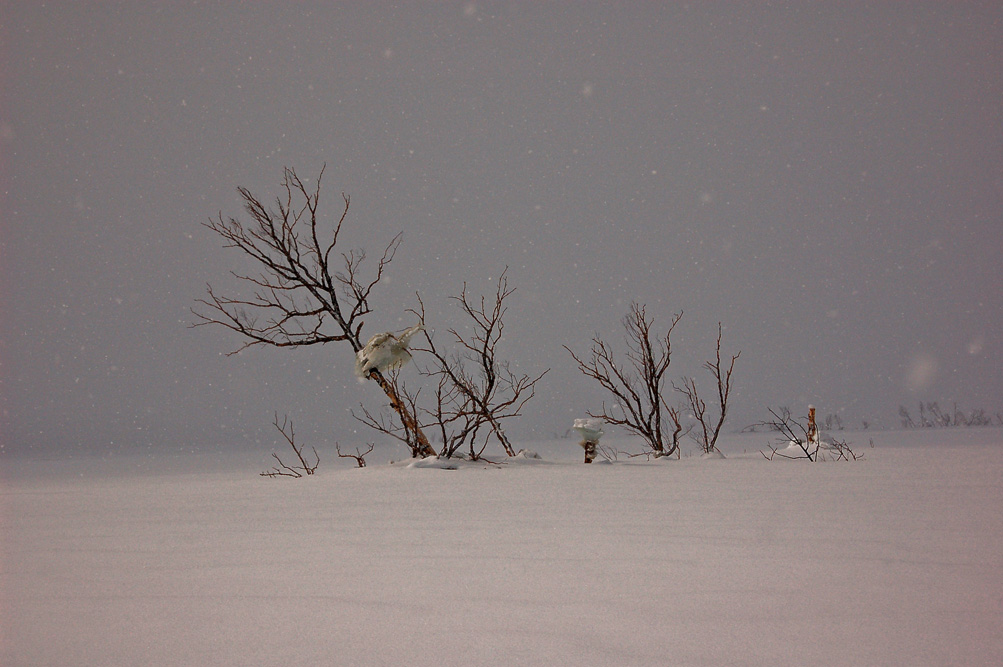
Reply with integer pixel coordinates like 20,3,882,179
676,323,740,455
353,370,439,459
336,442,375,468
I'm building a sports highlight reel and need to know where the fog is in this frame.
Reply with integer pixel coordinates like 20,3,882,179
3,3,1001,456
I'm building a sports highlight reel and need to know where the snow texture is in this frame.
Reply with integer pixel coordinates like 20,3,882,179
2,429,1002,666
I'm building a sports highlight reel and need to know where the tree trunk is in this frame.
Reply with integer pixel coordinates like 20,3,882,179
366,368,436,457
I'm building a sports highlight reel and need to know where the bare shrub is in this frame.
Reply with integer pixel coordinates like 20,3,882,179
565,303,685,458
353,272,546,461
410,269,548,458
352,367,493,462
758,407,861,462
676,323,740,455
899,401,998,429
260,414,320,477
899,405,916,429
352,370,433,459
336,442,375,468
597,442,621,463
822,413,844,431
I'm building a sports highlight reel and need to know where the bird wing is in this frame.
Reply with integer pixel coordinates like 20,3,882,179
396,324,424,348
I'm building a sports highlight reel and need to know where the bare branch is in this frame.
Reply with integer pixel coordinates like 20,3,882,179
352,370,435,458
260,413,320,477
192,168,378,352
677,323,740,455
756,407,861,462
336,442,375,468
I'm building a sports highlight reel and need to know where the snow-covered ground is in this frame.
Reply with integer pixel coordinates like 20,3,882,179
3,429,1002,666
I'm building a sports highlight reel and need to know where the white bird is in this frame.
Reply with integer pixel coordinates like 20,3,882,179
354,324,424,378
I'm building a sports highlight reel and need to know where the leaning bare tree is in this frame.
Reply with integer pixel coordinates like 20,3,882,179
192,166,435,457
356,360,503,461
355,368,486,460
676,323,740,455
565,303,685,458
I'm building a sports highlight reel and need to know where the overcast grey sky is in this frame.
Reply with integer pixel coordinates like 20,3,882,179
3,2,1001,456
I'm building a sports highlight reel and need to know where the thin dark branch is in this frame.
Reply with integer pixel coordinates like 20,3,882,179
677,323,739,454
336,442,375,468
756,407,860,462
260,413,320,477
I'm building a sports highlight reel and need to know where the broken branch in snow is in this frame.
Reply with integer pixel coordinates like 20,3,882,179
336,442,375,468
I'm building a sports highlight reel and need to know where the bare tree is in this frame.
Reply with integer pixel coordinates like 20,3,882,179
353,368,492,460
426,374,486,460
565,303,685,458
191,166,434,457
967,407,993,426
898,405,916,428
409,270,549,458
676,323,740,455
260,414,320,477
336,442,375,468
899,401,997,429
822,413,844,431
758,407,815,461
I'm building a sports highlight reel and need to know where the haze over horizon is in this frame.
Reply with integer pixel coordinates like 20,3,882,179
3,2,1001,456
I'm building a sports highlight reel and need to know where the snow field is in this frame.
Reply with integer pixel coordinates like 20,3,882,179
3,432,1002,666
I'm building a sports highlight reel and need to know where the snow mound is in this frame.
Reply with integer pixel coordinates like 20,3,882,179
508,449,549,466
406,456,459,470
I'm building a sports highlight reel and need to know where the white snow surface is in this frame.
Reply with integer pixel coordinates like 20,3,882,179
3,429,1002,666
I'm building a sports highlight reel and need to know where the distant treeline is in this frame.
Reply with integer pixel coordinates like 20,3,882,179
898,402,1002,429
